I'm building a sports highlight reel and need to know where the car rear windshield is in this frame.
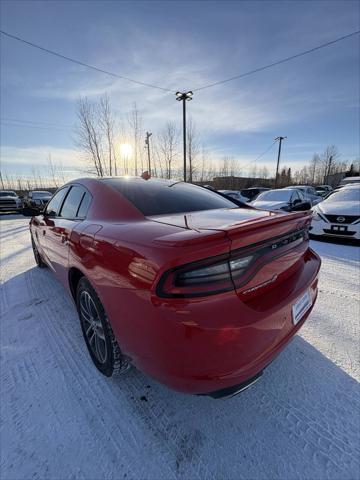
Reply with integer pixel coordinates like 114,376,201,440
33,192,51,197
103,179,236,216
256,190,292,201
326,188,360,202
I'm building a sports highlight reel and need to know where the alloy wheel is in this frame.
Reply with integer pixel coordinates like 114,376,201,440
79,291,107,364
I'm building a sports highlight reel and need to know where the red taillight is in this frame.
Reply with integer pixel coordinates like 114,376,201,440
156,228,308,298
156,252,257,298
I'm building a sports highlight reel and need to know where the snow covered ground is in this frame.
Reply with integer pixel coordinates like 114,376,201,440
1,214,359,480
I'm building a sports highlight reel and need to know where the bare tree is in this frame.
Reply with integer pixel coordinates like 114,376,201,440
158,121,179,179
249,164,258,179
128,103,143,176
259,166,270,179
99,94,117,176
47,154,59,187
310,153,320,184
321,145,340,182
219,157,230,177
187,118,200,182
76,97,104,176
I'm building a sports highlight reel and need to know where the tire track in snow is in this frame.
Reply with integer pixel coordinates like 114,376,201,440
24,270,144,480
25,268,185,480
26,267,212,480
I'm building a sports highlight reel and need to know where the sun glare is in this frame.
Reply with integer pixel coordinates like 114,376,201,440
120,143,133,157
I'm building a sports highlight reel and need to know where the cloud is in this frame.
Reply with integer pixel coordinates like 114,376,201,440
0,145,86,178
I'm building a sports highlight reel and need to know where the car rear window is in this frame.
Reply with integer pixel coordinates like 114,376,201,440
60,186,86,219
103,179,236,216
77,192,92,218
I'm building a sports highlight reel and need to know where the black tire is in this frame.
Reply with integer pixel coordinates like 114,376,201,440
31,236,47,268
76,277,130,377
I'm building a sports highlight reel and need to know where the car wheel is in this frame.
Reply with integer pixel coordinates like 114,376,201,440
76,277,130,377
31,236,47,268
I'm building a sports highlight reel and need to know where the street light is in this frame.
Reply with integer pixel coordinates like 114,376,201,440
176,91,193,182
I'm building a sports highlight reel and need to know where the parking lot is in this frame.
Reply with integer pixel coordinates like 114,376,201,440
1,214,359,480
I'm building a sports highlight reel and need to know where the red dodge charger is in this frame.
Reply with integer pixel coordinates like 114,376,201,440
30,177,321,398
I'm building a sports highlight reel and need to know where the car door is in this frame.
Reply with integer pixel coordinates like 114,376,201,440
44,185,88,285
36,187,69,260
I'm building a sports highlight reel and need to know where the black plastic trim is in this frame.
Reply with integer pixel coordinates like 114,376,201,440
198,370,263,399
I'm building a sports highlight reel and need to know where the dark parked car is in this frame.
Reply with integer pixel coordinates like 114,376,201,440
251,188,311,212
25,191,53,208
241,187,270,202
30,177,320,398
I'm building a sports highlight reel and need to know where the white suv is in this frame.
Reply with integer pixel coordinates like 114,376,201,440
0,191,23,212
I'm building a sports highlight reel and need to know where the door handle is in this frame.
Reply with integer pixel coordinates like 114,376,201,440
42,230,46,236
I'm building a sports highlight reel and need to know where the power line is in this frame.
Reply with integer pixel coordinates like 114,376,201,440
0,30,175,93
1,29,359,96
1,117,73,129
239,141,277,172
193,30,360,92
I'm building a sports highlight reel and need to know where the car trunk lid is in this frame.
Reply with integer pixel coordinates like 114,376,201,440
151,207,312,300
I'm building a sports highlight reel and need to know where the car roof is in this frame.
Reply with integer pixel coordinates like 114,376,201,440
341,184,360,189
278,188,296,191
260,188,294,193
341,176,360,181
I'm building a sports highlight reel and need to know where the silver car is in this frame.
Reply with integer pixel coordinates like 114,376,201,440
288,186,322,206
0,190,22,212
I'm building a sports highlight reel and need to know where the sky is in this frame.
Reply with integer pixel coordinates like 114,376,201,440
0,0,359,183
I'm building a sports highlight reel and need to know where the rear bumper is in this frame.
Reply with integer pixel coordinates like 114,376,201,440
107,247,321,395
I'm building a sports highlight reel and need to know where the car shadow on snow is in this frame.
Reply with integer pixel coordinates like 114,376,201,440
2,266,359,480
114,337,359,479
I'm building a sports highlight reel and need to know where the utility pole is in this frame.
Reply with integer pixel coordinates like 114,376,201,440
274,136,287,188
145,132,152,175
176,91,193,182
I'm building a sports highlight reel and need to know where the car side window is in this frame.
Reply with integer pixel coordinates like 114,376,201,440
59,186,87,220
291,191,298,202
77,191,92,219
45,188,69,216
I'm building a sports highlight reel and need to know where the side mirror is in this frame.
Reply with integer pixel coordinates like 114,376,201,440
292,198,301,206
291,201,311,212
44,210,56,219
22,206,41,217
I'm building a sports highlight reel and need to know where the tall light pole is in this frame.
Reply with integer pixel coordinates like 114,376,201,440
176,91,193,182
274,136,287,188
145,131,152,175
